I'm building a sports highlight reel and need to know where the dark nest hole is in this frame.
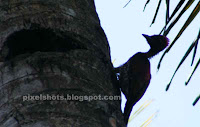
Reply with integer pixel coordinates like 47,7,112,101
1,28,85,61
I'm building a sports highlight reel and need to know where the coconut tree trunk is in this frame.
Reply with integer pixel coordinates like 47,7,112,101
0,0,125,126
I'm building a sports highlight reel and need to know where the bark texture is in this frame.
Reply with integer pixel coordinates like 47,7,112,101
0,0,125,126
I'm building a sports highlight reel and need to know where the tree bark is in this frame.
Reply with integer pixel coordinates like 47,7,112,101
0,0,125,127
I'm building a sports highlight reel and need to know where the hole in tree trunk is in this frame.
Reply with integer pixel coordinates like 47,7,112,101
1,28,85,61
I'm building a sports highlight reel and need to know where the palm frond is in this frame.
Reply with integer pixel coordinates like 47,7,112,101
123,0,132,8
185,58,200,86
160,0,186,34
163,0,195,36
157,1,200,70
143,0,151,11
168,0,186,22
165,0,170,25
193,94,200,106
191,29,200,66
166,40,196,91
150,0,162,27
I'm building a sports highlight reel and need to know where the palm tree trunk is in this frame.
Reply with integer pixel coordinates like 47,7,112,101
0,0,125,126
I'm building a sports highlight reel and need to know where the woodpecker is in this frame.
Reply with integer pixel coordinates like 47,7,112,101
115,34,169,124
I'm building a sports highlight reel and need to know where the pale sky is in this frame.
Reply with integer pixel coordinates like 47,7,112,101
95,0,200,127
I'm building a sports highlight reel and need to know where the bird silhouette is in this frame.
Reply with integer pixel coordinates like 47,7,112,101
115,34,169,125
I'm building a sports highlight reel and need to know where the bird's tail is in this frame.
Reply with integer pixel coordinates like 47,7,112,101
123,99,134,125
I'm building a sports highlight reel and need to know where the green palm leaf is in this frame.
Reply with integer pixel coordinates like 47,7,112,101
158,1,200,70
150,0,162,26
193,94,200,106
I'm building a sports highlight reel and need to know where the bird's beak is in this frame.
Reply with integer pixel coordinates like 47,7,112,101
142,34,150,40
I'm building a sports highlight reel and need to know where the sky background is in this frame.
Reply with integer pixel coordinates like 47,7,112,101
95,0,200,127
